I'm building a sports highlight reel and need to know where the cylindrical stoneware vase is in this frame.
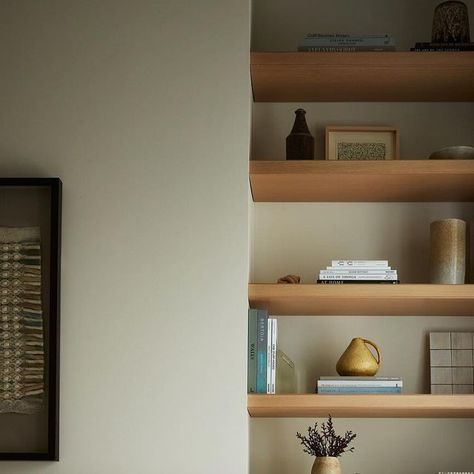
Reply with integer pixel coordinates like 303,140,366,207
430,218,466,284
311,457,342,474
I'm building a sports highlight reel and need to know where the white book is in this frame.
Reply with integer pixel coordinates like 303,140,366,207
305,34,392,39
266,319,273,394
319,274,397,280
321,269,396,275
320,376,401,380
299,37,396,47
331,260,389,267
321,273,397,279
318,380,403,387
327,266,391,271
270,318,277,394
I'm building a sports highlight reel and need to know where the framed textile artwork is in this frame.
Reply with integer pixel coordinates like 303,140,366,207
325,126,400,161
430,332,474,395
0,178,61,461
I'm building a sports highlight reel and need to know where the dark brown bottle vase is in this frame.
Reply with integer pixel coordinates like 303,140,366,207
286,108,314,160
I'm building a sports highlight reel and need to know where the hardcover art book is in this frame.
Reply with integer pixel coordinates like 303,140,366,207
317,376,403,394
248,309,295,394
298,33,396,51
248,309,278,394
317,260,400,284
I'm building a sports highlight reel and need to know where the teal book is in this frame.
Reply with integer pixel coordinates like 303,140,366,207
256,309,268,393
247,309,258,393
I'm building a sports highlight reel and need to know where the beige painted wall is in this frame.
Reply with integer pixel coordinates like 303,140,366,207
0,1,250,473
250,2,474,471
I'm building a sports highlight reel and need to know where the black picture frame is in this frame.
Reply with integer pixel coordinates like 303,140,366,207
0,178,61,461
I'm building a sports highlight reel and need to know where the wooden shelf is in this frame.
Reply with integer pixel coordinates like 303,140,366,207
249,160,474,202
248,394,474,418
250,52,474,102
249,284,474,316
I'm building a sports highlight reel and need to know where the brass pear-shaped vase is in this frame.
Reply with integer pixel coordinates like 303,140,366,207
336,337,381,376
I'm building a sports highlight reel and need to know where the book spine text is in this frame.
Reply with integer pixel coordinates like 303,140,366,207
247,309,258,393
256,309,268,393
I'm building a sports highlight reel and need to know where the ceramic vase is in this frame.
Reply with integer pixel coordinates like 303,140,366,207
311,457,341,474
430,218,466,284
336,337,381,376
432,1,470,43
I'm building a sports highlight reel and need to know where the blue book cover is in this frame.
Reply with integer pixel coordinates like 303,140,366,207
256,309,268,393
247,309,258,393
318,386,402,394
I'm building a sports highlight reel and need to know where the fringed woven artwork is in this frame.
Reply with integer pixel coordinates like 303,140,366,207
0,227,43,414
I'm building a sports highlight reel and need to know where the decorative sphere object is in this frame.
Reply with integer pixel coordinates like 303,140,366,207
430,219,466,284
429,146,474,160
432,1,470,43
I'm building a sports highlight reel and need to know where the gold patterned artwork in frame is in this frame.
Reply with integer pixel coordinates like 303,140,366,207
325,126,400,161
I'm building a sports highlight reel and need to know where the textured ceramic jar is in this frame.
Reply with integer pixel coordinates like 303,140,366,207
311,457,341,474
432,1,470,43
430,219,466,284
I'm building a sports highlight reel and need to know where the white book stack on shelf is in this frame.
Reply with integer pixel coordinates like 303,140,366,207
297,33,396,52
317,260,400,284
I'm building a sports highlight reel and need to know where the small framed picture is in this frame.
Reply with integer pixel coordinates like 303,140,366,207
325,126,400,161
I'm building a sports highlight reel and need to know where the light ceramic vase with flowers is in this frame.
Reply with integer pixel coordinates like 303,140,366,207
296,416,356,474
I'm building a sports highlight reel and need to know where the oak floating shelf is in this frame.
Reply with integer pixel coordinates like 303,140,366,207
249,284,474,316
248,394,474,418
249,160,474,202
250,52,474,102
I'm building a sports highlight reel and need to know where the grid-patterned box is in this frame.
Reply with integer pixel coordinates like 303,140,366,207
430,332,474,394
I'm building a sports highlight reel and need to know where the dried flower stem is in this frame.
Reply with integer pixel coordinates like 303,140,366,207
296,415,356,458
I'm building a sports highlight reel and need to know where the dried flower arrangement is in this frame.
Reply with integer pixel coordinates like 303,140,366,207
296,415,356,458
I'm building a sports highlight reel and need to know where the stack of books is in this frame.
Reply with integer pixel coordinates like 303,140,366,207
317,259,400,284
411,42,474,51
298,34,396,52
247,309,297,394
317,376,403,394
247,309,278,394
